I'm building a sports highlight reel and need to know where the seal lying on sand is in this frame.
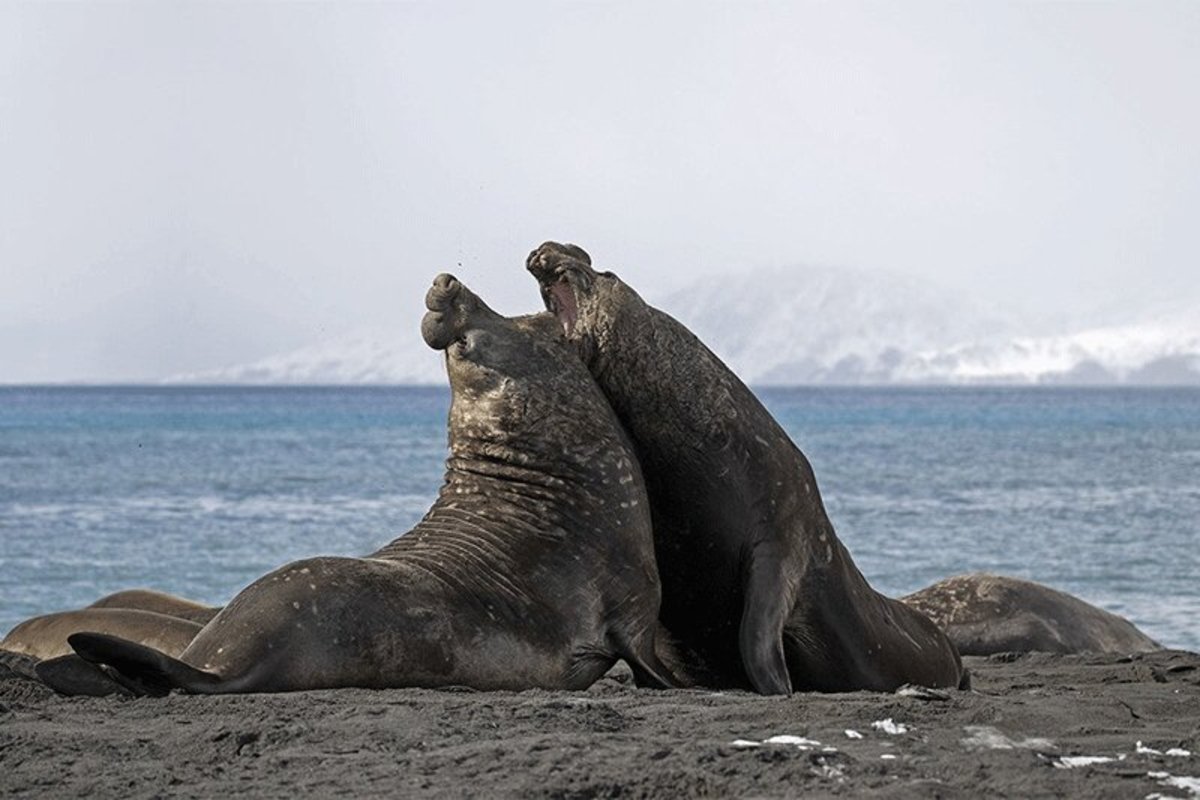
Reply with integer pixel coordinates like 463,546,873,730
52,275,677,696
2,589,216,662
527,242,966,694
88,589,220,624
902,573,1161,655
2,609,202,661
4,591,216,696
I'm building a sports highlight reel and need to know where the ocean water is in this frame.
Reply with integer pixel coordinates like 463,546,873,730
1,386,1196,651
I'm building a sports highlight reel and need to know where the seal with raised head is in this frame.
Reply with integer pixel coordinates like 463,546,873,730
56,274,677,696
902,573,1161,655
527,242,966,694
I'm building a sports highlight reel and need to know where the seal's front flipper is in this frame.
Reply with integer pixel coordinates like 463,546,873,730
740,552,794,696
618,628,684,689
34,654,130,697
68,632,222,697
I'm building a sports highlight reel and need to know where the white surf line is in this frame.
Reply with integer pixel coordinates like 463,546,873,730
844,729,864,739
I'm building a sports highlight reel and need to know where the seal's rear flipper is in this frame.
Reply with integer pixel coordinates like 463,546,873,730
68,632,222,697
34,654,130,697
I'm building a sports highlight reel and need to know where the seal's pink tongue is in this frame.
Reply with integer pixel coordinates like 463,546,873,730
550,281,578,335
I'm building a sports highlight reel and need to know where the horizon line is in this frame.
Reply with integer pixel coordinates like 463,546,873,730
2,382,1199,391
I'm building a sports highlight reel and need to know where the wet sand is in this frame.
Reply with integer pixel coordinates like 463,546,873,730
2,649,1198,798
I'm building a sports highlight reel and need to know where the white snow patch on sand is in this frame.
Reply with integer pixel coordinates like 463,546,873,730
763,735,822,748
1147,771,1200,797
1053,755,1118,769
961,725,1055,751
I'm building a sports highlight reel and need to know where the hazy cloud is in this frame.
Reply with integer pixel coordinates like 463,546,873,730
2,1,1197,381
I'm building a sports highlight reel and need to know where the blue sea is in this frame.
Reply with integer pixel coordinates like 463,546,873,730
1,386,1197,651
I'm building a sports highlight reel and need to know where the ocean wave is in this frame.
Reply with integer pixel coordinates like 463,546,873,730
5,492,437,523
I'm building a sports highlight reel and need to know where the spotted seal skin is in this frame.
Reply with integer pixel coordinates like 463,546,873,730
56,274,677,696
527,242,966,695
902,573,1161,656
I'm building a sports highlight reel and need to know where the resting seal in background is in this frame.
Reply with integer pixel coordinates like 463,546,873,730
2,609,202,661
527,242,966,695
2,591,218,695
87,589,220,624
902,573,1162,655
51,274,677,696
2,589,216,662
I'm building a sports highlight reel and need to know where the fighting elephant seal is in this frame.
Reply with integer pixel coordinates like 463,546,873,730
2,609,202,661
527,242,965,695
902,573,1161,655
56,274,675,696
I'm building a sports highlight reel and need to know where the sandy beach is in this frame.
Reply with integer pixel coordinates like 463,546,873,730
3,648,1198,798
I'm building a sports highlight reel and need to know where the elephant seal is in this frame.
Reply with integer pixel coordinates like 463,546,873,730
902,573,1161,655
2,609,202,660
88,589,220,624
57,274,676,696
527,242,965,694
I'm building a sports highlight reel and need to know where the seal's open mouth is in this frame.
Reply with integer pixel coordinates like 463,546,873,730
545,279,578,336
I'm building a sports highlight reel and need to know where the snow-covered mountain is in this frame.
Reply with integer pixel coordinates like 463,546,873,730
167,266,1200,386
656,268,1199,385
168,329,444,385
653,267,1014,384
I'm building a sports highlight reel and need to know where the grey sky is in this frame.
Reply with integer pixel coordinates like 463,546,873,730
1,1,1197,382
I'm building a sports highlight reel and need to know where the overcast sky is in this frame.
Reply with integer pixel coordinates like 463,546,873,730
1,1,1197,382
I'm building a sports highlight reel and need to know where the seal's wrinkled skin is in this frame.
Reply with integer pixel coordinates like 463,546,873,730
903,573,1161,656
528,242,966,694
56,275,676,696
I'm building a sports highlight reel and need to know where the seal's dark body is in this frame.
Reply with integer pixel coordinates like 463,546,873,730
903,573,1160,656
62,276,674,696
529,242,966,694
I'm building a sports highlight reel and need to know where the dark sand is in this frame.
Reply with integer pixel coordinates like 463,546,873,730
3,650,1199,798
